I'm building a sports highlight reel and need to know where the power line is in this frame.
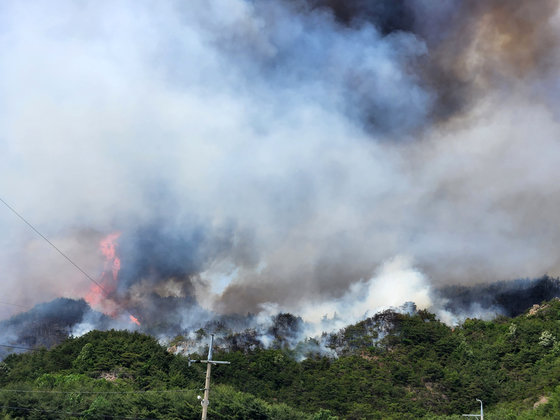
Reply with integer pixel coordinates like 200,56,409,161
0,388,200,395
0,404,159,420
0,196,139,323
0,301,28,309
0,197,110,296
0,343,34,351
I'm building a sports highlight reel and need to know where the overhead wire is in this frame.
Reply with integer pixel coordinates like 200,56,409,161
0,388,202,418
0,198,209,415
0,344,34,351
0,301,46,352
0,388,202,394
0,196,140,323
0,405,160,420
0,196,113,298
0,301,28,309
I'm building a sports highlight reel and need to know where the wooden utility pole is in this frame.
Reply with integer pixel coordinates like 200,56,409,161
190,334,230,420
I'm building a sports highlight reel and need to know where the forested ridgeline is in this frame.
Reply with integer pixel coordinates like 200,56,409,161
3,299,560,419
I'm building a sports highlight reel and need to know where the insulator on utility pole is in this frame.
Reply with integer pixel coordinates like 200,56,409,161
189,334,231,420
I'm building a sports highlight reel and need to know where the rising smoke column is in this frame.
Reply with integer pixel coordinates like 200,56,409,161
0,0,559,328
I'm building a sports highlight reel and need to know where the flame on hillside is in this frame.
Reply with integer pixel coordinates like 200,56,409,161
82,232,140,325
84,232,121,312
129,315,141,326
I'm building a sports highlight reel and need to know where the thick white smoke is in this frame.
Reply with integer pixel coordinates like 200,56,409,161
1,0,560,328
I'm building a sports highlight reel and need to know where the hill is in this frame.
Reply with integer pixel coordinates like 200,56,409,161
2,299,560,418
0,298,112,359
3,275,560,361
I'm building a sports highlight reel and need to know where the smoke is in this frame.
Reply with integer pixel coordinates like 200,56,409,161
297,256,431,333
1,0,560,329
0,298,109,358
435,275,560,325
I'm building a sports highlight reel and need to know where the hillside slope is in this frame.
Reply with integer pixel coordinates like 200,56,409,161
2,300,560,418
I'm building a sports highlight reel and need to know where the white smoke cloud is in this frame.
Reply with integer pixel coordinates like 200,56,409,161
0,0,559,326
298,256,432,334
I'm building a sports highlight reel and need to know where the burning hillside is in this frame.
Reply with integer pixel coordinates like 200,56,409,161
2,274,560,360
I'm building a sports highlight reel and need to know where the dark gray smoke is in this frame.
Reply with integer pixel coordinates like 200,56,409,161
294,0,415,34
1,0,560,330
0,298,109,358
288,0,560,128
437,275,560,320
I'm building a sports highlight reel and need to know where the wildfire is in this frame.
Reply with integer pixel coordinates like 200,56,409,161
100,232,121,283
129,315,141,326
85,232,121,310
83,232,141,326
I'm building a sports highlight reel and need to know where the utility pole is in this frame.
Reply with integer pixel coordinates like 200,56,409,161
189,334,231,420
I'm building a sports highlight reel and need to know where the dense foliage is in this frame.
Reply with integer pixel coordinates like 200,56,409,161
213,300,560,419
2,299,560,419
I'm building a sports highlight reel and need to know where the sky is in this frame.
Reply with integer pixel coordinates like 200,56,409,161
1,0,560,327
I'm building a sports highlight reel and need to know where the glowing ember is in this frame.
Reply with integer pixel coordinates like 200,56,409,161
129,315,141,326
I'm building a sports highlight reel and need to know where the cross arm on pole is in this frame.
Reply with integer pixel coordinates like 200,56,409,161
189,334,232,420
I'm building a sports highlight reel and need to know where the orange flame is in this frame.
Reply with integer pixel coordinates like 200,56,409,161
85,232,122,314
100,232,121,282
84,232,141,327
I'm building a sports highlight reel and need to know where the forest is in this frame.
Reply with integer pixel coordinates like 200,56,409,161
2,299,560,419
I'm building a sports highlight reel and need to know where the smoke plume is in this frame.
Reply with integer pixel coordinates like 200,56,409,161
1,0,560,330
